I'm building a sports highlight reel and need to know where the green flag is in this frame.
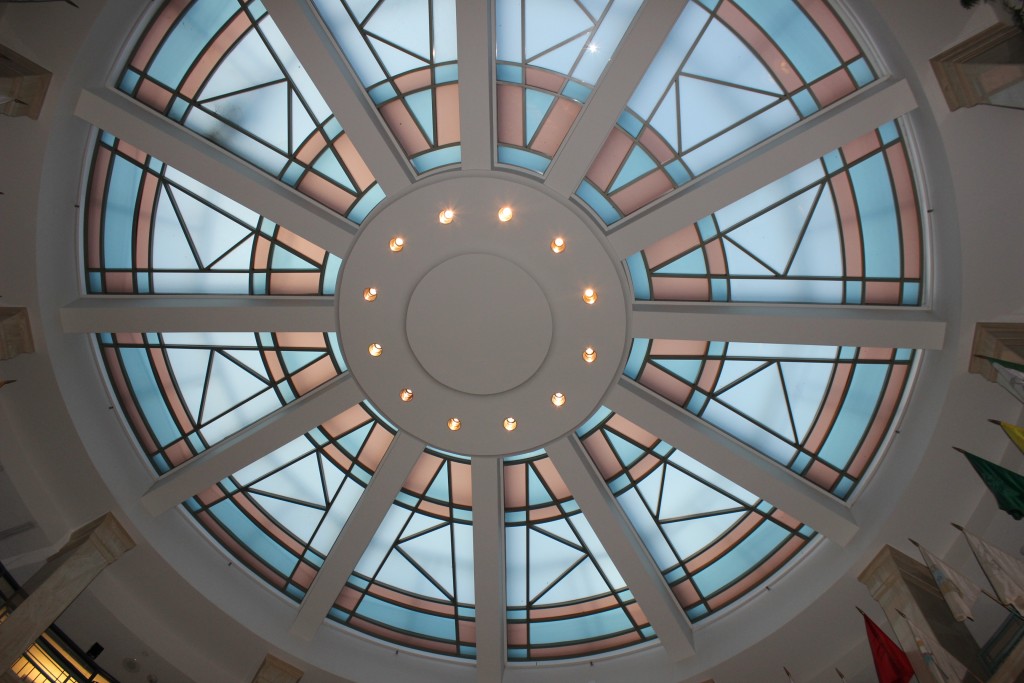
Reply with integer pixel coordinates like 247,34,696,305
957,448,1024,520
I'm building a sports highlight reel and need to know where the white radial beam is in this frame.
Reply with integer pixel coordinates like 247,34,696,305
61,296,336,333
263,0,413,193
608,79,918,259
632,302,946,350
545,2,684,196
141,374,364,515
291,431,425,640
606,378,859,545
74,88,355,257
457,0,494,170
471,457,506,683
545,435,695,662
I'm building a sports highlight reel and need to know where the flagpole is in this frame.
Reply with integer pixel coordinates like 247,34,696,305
952,523,1024,617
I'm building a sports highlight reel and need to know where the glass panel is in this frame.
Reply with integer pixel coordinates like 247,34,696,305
504,453,656,660
577,0,873,222
120,0,383,221
495,0,642,173
627,123,923,305
188,402,393,602
312,0,461,172
578,410,814,620
625,339,915,498
85,134,342,295
98,331,345,473
330,450,476,659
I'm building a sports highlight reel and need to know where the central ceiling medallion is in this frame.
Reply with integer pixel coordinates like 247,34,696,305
338,176,629,455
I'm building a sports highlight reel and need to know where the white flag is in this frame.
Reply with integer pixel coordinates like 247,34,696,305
903,614,969,682
962,527,1024,612
917,543,982,621
991,360,1024,404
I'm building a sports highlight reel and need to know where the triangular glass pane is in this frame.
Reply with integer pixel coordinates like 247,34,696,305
375,548,448,600
210,235,255,270
170,187,254,269
368,35,429,78
312,149,357,193
654,249,705,275
682,19,782,95
579,0,609,20
649,80,680,153
718,364,796,440
339,421,373,457
609,145,657,193
321,455,346,500
524,0,592,59
221,349,269,380
650,358,702,384
206,81,290,152
290,89,316,155
280,350,324,372
271,246,319,270
528,528,584,601
678,75,778,150
723,240,774,275
635,463,664,512
529,33,589,76
250,453,325,505
399,524,455,596
528,465,553,505
781,361,832,440
788,190,842,276
250,492,323,543
605,430,646,467
152,187,199,268
405,90,435,144
425,462,450,500
365,0,432,61
727,186,819,273
533,517,579,546
662,511,744,560
658,466,740,520
199,29,284,102
535,557,608,605
346,0,380,23
525,89,555,144
201,351,270,422
715,360,766,389
166,348,211,421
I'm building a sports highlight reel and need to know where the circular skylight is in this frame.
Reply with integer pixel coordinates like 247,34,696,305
80,0,927,668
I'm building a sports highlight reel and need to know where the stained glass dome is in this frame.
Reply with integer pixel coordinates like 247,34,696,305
68,0,943,672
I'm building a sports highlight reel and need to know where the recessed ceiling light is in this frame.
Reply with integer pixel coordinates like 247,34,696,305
363,287,378,301
400,388,414,402
583,347,596,363
497,206,513,222
551,237,565,254
583,288,597,304
368,343,383,357
389,236,404,252
551,392,566,407
448,417,461,431
503,417,517,431
439,208,454,224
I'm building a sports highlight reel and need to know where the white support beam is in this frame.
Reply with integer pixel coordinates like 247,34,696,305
74,88,355,257
606,378,859,545
61,296,336,333
608,79,918,258
291,431,425,640
471,457,506,682
263,0,413,193
631,302,946,350
545,436,694,661
456,0,494,170
141,375,364,515
545,2,684,195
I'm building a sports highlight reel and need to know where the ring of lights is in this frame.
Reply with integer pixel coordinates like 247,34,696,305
338,175,629,455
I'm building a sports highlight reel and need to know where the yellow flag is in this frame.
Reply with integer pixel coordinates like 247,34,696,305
991,419,1024,456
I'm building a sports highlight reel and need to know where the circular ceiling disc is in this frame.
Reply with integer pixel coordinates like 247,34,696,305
338,175,629,456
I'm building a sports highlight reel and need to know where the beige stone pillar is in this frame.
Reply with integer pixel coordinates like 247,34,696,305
252,654,303,683
859,545,987,682
0,514,134,671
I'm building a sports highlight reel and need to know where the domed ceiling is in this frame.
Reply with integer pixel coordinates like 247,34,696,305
59,0,950,676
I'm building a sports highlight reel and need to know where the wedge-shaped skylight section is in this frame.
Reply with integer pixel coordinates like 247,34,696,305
624,340,914,499
504,452,656,660
120,0,383,221
577,0,874,223
495,0,642,174
99,331,345,473
330,450,476,658
578,411,814,620
312,0,461,173
626,123,922,305
185,403,393,600
86,134,342,295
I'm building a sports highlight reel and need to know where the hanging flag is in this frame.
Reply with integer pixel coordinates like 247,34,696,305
834,668,847,681
912,539,982,621
860,609,914,683
978,355,1024,403
899,611,969,682
956,448,1024,520
783,666,796,683
990,418,1024,456
956,523,1024,612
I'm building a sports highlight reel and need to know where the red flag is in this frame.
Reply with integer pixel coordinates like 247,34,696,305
863,613,915,683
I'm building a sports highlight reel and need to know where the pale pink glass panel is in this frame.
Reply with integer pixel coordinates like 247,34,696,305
355,424,392,472
253,236,271,270
770,508,801,529
290,357,337,395
686,514,761,572
295,131,328,165
435,83,461,147
507,623,527,646
449,459,472,508
496,85,524,146
459,620,476,644
639,364,694,407
583,432,621,480
532,457,570,499
503,462,527,508
404,453,444,495
88,148,111,268
131,0,191,71
887,144,922,279
606,413,658,447
810,68,855,109
531,98,580,156
335,586,360,611
528,503,564,523
320,405,369,439
830,173,863,277
864,282,901,305
805,460,840,490
532,595,619,619
105,272,133,292
394,68,432,94
135,174,159,269
164,439,192,467
334,134,376,191
298,173,356,215
639,128,674,164
796,0,860,61
536,632,643,659
149,350,191,430
610,170,673,216
371,584,457,615
840,130,880,166
650,339,709,356
706,238,727,274
671,580,699,605
380,100,431,155
644,225,701,269
349,618,458,655
718,1,802,92
278,229,326,263
292,562,316,590
269,272,322,294
697,359,721,392
419,501,450,518
651,276,709,301
136,79,174,111
629,454,660,482
524,67,565,93
118,140,149,166
804,363,851,452
586,128,632,189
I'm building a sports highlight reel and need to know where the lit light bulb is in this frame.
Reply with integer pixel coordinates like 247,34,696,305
583,288,597,304
400,388,414,402
448,417,462,431
497,206,513,222
368,343,383,357
551,392,566,407
363,287,378,301
503,417,517,431
439,209,455,224
551,237,566,254
389,236,405,252
583,347,596,364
